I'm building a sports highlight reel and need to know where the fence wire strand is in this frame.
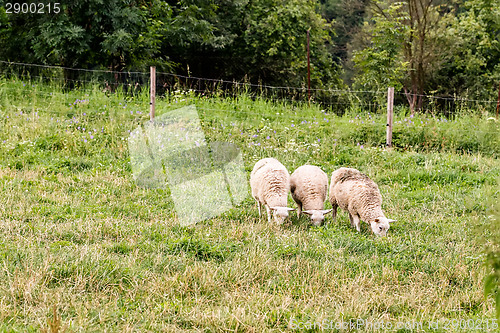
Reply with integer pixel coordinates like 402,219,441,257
0,60,498,113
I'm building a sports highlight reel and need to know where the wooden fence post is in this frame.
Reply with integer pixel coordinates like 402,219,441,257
386,87,394,148
150,66,156,121
306,29,311,102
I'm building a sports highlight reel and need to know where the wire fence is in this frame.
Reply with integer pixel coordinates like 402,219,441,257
0,60,498,116
0,60,498,159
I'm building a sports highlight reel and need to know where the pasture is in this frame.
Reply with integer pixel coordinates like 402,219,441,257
0,78,499,331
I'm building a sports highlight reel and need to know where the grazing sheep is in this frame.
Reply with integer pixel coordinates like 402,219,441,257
250,158,295,224
290,165,332,226
329,167,395,236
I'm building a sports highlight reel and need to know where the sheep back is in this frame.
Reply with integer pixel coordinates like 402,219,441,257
250,158,290,208
329,168,384,222
290,165,328,210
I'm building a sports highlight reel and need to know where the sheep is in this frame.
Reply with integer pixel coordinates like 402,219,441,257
329,167,395,236
250,158,295,224
290,165,332,226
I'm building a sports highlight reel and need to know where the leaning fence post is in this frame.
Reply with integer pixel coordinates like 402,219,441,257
150,66,156,121
386,87,394,148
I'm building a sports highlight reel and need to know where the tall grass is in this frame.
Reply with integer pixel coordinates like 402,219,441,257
0,77,499,331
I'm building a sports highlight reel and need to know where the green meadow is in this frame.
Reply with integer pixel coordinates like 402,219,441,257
0,78,499,332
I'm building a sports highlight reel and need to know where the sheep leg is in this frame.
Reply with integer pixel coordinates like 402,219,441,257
265,205,272,223
349,213,361,232
255,199,262,217
331,204,338,222
297,203,302,218
348,213,354,228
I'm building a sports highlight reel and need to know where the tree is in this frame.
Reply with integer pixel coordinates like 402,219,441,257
174,0,344,89
402,0,450,112
0,0,217,72
352,2,409,91
433,0,500,101
236,0,339,88
318,0,370,82
352,0,451,113
0,0,343,91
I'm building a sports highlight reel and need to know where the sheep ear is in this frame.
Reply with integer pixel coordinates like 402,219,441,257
388,219,396,223
322,209,333,215
286,207,296,211
302,210,313,215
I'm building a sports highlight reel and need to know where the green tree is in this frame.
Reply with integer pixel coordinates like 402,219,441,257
434,0,500,101
0,0,220,72
175,0,344,90
352,2,409,92
0,0,343,91
318,0,369,83
237,0,340,88
352,0,451,113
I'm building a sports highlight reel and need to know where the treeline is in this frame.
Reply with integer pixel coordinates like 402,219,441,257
0,0,499,109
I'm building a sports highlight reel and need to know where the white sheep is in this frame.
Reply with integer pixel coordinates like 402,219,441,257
250,158,295,224
329,167,395,236
290,165,332,226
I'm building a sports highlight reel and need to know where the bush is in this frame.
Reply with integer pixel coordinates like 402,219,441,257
485,199,500,319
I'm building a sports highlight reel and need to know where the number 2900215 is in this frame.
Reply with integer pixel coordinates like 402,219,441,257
5,3,60,14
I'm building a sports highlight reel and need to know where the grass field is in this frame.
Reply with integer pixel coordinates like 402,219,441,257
0,78,499,332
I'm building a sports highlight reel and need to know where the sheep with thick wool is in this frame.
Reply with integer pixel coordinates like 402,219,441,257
250,158,295,224
290,165,332,226
329,167,395,236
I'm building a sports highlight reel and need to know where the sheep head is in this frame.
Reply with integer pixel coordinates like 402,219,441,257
303,209,333,226
371,217,396,236
270,206,295,224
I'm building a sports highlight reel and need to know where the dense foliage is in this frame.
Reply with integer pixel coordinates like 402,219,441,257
0,0,499,102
